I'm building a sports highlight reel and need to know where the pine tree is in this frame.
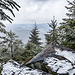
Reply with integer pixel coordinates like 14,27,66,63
0,22,7,46
22,41,42,60
0,22,6,34
59,0,75,50
45,16,58,45
12,39,24,58
0,0,20,47
6,30,18,57
13,39,24,50
29,23,42,45
65,0,75,20
0,0,20,23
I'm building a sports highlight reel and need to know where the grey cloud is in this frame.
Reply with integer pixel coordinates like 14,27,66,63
3,0,67,24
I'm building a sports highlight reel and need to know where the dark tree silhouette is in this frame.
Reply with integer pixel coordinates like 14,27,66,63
29,23,42,46
0,0,20,23
45,16,58,45
59,0,75,50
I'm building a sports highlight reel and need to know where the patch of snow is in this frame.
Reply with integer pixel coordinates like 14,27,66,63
1,60,50,75
55,48,75,64
1,61,21,75
69,69,75,75
45,57,73,74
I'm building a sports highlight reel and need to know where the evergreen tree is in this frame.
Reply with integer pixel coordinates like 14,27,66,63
0,22,6,34
0,0,20,23
13,39,24,51
59,0,75,50
0,22,7,46
0,0,20,47
29,23,42,45
6,30,18,57
22,41,42,61
12,39,24,59
45,16,58,45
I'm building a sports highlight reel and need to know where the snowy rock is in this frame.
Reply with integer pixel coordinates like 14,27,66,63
45,57,73,74
25,43,75,75
1,59,50,75
1,43,75,75
55,48,75,64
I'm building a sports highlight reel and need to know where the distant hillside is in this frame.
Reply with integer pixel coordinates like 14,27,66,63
6,23,49,46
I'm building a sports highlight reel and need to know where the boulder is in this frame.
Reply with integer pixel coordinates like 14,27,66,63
25,43,75,75
1,59,51,75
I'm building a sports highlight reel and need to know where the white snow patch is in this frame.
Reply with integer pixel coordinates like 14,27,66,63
45,57,73,74
69,69,75,75
55,48,75,64
44,48,75,75
1,60,50,75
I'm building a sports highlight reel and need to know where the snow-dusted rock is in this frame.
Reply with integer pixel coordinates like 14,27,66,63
45,57,73,74
25,43,75,75
55,48,75,64
1,43,75,75
1,59,50,75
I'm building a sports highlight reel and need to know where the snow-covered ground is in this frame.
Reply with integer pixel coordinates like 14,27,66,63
45,48,75,75
55,48,75,64
1,59,50,75
1,47,75,75
45,57,73,74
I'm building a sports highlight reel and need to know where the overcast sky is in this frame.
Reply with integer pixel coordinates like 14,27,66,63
1,0,73,45
3,0,73,24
